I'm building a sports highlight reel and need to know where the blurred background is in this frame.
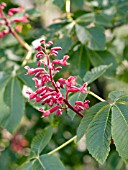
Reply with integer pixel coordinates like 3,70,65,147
0,0,128,169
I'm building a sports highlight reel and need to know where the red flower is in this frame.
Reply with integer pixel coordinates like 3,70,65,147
12,14,29,23
8,6,23,16
24,66,45,75
39,105,59,117
25,40,89,118
52,55,70,66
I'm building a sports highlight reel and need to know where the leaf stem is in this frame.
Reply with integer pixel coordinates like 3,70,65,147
88,91,105,102
48,135,77,155
11,30,32,66
65,0,73,21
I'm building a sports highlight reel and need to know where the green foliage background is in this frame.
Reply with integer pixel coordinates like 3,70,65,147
1,0,128,169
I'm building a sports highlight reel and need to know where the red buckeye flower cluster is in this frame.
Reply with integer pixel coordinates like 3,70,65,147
25,40,90,117
11,133,28,155
0,2,29,38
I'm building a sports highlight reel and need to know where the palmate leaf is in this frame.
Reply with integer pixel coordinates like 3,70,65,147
86,103,111,164
83,64,111,84
108,91,128,102
77,102,109,141
2,77,25,133
0,74,10,125
69,45,90,78
109,91,128,161
75,24,105,50
75,24,90,44
17,161,33,170
112,104,128,161
77,101,111,163
88,50,117,77
31,126,53,155
32,154,66,170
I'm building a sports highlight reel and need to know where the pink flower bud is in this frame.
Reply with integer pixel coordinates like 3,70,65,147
74,100,90,112
67,87,80,93
36,51,45,59
40,39,45,44
58,78,66,84
47,41,53,45
80,82,88,93
26,91,37,100
3,29,9,35
49,105,59,113
54,66,62,71
75,101,83,106
35,46,43,51
56,109,62,116
51,47,62,51
8,7,23,16
40,105,59,117
51,50,58,56
36,96,43,102
0,32,4,39
12,14,29,23
24,66,45,75
32,77,42,87
66,76,76,87
36,87,46,94
1,2,6,8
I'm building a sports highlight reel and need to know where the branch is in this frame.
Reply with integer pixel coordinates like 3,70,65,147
11,30,32,66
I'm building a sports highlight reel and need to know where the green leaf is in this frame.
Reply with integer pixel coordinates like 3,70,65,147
86,103,111,164
75,25,105,50
83,65,111,84
76,13,95,26
88,50,117,76
2,77,25,133
33,154,66,170
17,74,35,89
77,102,109,142
31,126,53,155
108,91,128,160
75,24,89,44
69,45,90,78
52,0,65,9
0,74,10,125
108,91,128,102
112,103,128,161
17,161,33,170
87,26,105,50
71,0,85,8
94,13,113,27
54,35,73,59
123,44,128,60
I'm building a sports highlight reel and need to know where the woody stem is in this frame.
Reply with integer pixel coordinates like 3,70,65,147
1,9,31,66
